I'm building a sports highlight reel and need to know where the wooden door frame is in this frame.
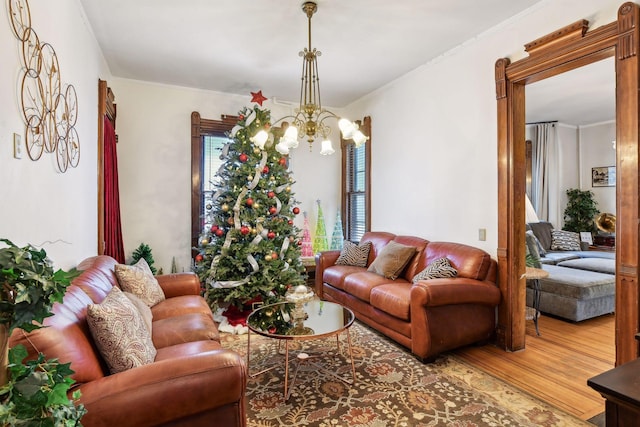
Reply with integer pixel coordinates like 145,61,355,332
496,2,640,365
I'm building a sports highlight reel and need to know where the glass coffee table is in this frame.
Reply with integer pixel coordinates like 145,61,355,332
246,300,356,400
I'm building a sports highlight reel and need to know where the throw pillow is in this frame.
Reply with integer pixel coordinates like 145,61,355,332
335,240,372,267
527,221,554,252
87,287,157,374
124,291,153,333
412,257,458,283
525,231,542,268
367,241,416,280
526,229,546,256
550,230,582,251
115,258,165,307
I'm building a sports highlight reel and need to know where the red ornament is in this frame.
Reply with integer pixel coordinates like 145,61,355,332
267,231,276,239
246,197,254,207
269,206,277,215
263,166,269,174
250,90,268,106
239,114,245,120
267,191,275,198
240,226,250,235
268,326,277,334
288,220,293,225
279,157,287,166
239,153,248,163
195,254,203,262
210,225,218,232
215,229,224,237
292,207,300,215
271,252,278,260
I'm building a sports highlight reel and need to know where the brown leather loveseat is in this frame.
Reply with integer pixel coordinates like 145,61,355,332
316,231,500,361
9,255,246,427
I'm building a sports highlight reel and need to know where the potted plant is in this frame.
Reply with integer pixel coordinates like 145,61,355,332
563,188,599,233
0,239,86,425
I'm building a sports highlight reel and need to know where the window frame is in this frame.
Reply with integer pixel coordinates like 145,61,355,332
341,116,371,243
190,112,238,254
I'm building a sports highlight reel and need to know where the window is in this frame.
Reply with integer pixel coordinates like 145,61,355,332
190,112,237,253
201,135,230,232
342,116,371,242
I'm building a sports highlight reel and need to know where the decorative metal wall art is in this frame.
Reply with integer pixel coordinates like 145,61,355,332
9,0,80,173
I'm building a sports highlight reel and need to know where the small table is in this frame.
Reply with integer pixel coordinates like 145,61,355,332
246,300,356,400
588,358,640,426
525,266,549,336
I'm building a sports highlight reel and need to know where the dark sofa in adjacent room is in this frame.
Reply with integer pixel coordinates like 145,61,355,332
526,221,615,321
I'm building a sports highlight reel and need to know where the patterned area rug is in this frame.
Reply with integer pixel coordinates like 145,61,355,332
221,322,592,427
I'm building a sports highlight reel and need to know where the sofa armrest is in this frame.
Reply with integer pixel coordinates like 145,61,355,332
77,348,246,427
315,250,341,298
156,272,202,298
411,279,501,308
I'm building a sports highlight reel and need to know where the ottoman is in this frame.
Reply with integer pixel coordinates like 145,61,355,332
525,264,615,322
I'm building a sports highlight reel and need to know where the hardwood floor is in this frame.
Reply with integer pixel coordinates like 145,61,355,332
455,313,615,421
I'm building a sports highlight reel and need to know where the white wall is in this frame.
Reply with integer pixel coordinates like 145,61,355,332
579,121,616,214
0,0,111,268
0,0,627,270
111,79,342,272
344,0,624,255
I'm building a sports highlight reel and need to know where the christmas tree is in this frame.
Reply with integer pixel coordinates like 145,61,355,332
313,200,328,253
301,211,314,257
131,243,157,275
330,211,344,250
193,102,306,311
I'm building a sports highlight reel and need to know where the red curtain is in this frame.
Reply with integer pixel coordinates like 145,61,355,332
103,116,125,263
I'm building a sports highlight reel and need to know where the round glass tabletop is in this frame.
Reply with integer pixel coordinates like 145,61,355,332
247,300,354,339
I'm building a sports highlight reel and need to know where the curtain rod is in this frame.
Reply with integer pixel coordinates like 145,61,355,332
525,120,557,125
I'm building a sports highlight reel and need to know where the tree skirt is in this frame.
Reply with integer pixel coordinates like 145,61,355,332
221,322,591,427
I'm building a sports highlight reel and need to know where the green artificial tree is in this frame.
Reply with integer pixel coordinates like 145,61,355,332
193,104,306,311
563,188,599,232
130,243,157,275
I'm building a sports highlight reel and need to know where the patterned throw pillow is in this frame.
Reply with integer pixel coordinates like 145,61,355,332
115,258,165,307
525,231,542,268
124,291,153,333
367,241,416,280
87,287,157,374
412,257,458,283
336,240,372,267
550,230,582,251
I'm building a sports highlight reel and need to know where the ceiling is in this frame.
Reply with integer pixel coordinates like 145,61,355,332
525,56,616,126
79,0,613,125
80,0,542,108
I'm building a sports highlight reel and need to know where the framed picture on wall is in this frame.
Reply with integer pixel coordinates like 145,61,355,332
592,166,616,187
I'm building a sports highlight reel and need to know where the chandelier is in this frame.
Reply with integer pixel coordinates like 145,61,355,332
254,1,368,156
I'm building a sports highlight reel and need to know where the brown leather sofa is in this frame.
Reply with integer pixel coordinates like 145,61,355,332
315,232,500,361
9,255,246,427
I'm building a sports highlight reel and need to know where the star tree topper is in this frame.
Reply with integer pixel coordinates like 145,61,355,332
251,90,268,106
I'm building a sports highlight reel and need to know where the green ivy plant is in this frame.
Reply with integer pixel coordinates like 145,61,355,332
0,239,84,425
0,239,78,333
563,189,599,233
0,345,86,426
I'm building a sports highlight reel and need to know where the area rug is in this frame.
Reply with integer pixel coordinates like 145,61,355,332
221,322,592,427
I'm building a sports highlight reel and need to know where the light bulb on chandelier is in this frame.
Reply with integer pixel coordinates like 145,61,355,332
252,1,368,155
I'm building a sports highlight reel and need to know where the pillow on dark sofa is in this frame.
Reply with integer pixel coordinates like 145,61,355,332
550,230,581,251
527,221,554,252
